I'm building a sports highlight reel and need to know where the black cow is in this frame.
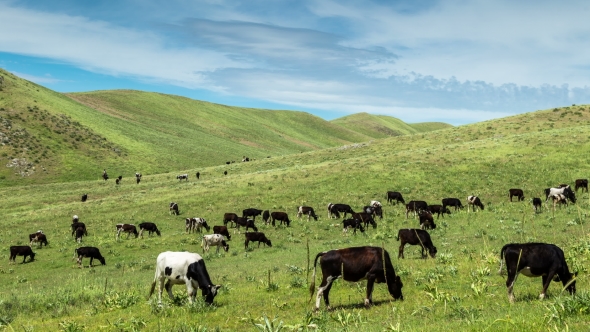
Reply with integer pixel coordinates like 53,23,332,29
116,224,138,239
235,217,258,232
244,232,272,249
75,226,86,243
102,169,108,181
271,212,290,227
71,222,87,237
427,205,451,219
138,222,161,238
9,246,36,263
466,196,484,212
297,206,318,221
81,193,88,202
196,172,200,180
532,198,542,213
342,218,365,234
327,203,355,219
405,200,428,219
397,229,437,259
223,171,227,176
442,198,463,211
116,175,122,185
29,231,48,247
223,213,239,228
262,210,270,224
135,173,142,184
310,246,403,310
418,210,436,230
509,189,525,202
213,225,231,240
363,205,383,219
575,179,588,193
499,243,576,303
73,247,106,267
351,212,377,229
242,208,263,221
386,191,405,205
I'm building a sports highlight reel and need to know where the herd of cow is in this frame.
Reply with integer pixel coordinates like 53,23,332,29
8,176,589,311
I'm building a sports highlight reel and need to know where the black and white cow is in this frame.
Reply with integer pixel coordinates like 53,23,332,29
177,174,189,181
405,200,428,219
81,193,88,202
351,212,377,229
342,218,365,234
72,215,79,223
310,246,403,310
532,198,542,213
386,191,405,205
362,205,383,220
223,213,239,228
509,188,525,202
242,208,263,221
327,203,355,219
466,196,484,212
271,212,291,227
418,210,436,230
135,173,142,184
262,210,270,225
138,222,161,238
575,179,588,193
427,205,451,219
213,226,231,240
397,229,437,259
442,198,463,211
73,247,105,267
169,202,179,215
116,224,139,239
102,169,108,181
9,246,36,263
116,175,122,185
235,217,258,232
29,231,48,247
201,234,230,253
71,222,87,236
550,194,568,208
499,243,576,303
186,218,210,233
545,186,576,204
148,251,221,304
297,206,318,221
244,232,272,249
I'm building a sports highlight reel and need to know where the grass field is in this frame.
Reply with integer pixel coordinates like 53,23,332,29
1,102,590,331
330,113,451,139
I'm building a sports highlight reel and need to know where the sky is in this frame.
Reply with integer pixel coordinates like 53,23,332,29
1,0,590,125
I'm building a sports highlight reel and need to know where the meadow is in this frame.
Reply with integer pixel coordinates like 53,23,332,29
1,103,590,331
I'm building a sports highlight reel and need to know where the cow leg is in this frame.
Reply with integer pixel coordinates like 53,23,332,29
216,245,220,254
540,272,556,300
315,276,336,310
365,275,376,306
139,229,144,238
89,257,94,267
506,268,517,303
421,245,426,259
398,243,405,259
185,280,196,304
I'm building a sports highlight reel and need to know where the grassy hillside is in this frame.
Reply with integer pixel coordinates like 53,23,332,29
1,103,590,331
330,112,452,139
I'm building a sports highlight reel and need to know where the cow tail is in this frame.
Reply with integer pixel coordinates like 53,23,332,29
148,267,159,300
498,244,508,275
308,252,325,301
72,248,77,260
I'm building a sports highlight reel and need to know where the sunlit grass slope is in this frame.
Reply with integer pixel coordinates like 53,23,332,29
1,103,590,331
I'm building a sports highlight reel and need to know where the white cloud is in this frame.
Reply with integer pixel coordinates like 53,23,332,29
9,71,63,84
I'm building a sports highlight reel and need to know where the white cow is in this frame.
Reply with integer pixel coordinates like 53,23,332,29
148,251,221,304
201,234,229,253
370,200,382,208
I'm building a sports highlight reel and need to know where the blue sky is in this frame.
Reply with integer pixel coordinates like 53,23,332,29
1,0,590,125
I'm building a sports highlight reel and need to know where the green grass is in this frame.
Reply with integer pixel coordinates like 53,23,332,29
1,103,590,331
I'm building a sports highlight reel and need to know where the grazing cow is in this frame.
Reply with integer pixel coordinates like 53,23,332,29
575,179,588,193
363,205,383,219
242,208,263,221
297,206,318,221
397,229,437,259
370,200,382,208
196,172,200,180
136,173,142,184
551,194,568,208
235,217,258,232
73,247,105,267
223,213,239,228
509,188,525,202
177,174,188,181
244,232,272,249
442,198,463,211
386,191,405,205
71,222,87,237
466,196,485,212
102,169,108,181
116,224,139,239
116,175,122,185
327,203,355,219
186,218,210,233
418,210,436,230
72,215,79,223
310,246,403,310
532,198,542,212
81,193,88,202
545,186,576,204
201,234,230,253
169,202,179,215
262,210,270,224
223,171,227,176
271,212,291,227
138,222,161,238
499,243,576,303
213,226,231,240
405,200,428,219
148,251,221,304
226,161,231,165
342,218,365,234
9,246,36,263
29,231,48,247
427,205,451,219
351,212,377,229
75,226,86,243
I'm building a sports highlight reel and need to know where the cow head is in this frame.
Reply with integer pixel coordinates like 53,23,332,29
387,275,403,300
265,239,272,247
98,256,106,265
29,252,36,261
204,285,222,304
155,228,161,236
429,246,437,258
202,221,211,231
221,241,229,252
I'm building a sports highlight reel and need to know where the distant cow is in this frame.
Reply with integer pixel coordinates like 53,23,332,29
196,172,200,179
235,217,258,232
186,218,210,233
427,205,451,219
575,179,588,193
201,234,229,253
71,222,87,237
102,169,108,181
9,246,36,263
532,198,542,213
177,174,188,181
297,206,318,221
545,186,576,204
223,213,239,228
244,232,272,249
466,196,484,212
116,175,122,185
342,218,365,234
262,210,270,224
148,251,221,304
75,227,85,243
442,198,463,211
135,173,142,184
169,202,179,215
116,224,138,239
213,226,231,240
362,205,383,219
310,246,403,310
271,212,291,227
327,203,355,219
509,189,525,202
29,231,48,247
223,171,227,176
81,193,88,202
418,210,436,230
351,212,377,229
386,191,405,205
138,222,161,238
499,243,576,303
397,229,437,259
242,208,263,221
551,194,568,208
73,247,105,267
405,200,428,219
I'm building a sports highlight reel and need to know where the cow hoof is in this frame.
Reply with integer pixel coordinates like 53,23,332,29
539,293,545,300
364,299,371,307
